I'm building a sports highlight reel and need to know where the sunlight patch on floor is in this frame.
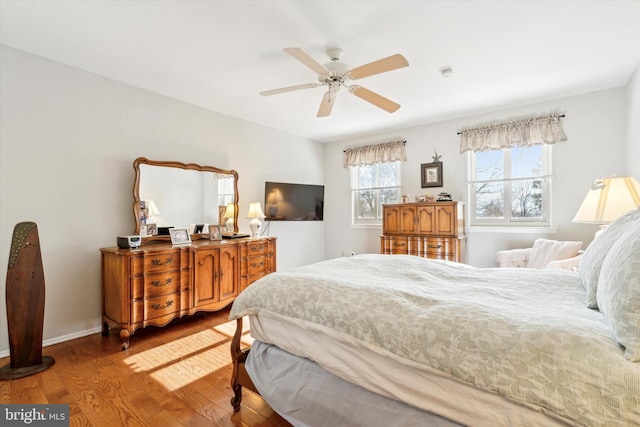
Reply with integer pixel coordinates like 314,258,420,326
124,327,228,372
123,317,253,391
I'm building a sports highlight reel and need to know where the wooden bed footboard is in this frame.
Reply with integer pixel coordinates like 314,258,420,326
230,317,261,411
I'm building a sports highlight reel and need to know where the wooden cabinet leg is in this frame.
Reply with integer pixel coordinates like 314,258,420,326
120,329,130,351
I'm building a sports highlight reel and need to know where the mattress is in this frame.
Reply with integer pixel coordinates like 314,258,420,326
246,339,463,427
231,254,640,427
248,314,569,427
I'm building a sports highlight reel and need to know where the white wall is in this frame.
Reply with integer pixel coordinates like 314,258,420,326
324,87,629,267
0,46,325,354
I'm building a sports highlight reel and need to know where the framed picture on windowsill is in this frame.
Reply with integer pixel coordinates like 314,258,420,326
421,162,443,188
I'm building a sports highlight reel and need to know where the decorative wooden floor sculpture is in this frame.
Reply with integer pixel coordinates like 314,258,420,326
0,222,54,379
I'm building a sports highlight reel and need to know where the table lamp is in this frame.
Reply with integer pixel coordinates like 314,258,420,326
224,203,235,233
573,175,640,235
247,202,265,237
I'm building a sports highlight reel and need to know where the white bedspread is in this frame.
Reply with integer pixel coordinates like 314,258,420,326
230,254,640,427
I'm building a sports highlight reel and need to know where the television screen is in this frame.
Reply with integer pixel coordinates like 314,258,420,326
264,182,324,221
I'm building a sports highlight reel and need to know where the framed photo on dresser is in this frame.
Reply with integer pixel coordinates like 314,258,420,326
169,228,191,245
209,225,222,241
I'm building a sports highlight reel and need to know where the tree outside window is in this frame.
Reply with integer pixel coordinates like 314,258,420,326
470,145,551,225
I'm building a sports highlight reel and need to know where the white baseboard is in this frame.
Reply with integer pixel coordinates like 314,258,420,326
0,326,103,359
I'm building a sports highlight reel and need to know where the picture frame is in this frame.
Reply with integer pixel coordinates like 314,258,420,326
146,223,157,236
209,225,222,241
421,162,443,188
169,228,192,245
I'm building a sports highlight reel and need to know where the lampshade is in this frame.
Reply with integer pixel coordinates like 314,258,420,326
224,203,235,218
224,203,235,233
247,202,265,237
267,189,284,204
247,202,265,219
572,176,640,224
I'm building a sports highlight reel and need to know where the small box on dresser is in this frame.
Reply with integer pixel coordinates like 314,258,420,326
380,201,466,263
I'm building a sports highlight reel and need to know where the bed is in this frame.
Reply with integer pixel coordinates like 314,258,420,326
229,210,640,427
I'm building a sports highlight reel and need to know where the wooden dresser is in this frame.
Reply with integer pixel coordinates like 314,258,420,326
380,202,466,263
100,237,276,349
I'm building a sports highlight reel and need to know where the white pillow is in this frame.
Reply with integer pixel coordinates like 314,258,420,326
580,209,640,308
596,219,640,361
525,239,582,269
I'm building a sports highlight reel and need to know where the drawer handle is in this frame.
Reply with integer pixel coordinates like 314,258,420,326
393,243,406,247
151,300,174,310
251,261,265,268
151,257,174,266
251,245,265,252
428,244,442,249
151,278,173,287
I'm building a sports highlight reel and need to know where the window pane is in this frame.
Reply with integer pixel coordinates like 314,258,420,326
351,162,401,224
512,146,542,179
380,188,400,207
355,189,375,219
357,166,374,188
378,162,399,187
511,178,544,218
475,182,504,219
475,150,504,181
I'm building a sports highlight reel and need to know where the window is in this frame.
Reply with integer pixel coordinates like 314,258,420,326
217,176,235,207
351,161,401,225
469,145,552,226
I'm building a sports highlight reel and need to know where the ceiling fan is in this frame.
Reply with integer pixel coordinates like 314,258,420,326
260,47,409,117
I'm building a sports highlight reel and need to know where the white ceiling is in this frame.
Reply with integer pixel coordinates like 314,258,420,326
1,1,639,143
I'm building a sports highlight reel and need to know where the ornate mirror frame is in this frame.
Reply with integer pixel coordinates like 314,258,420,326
132,157,239,242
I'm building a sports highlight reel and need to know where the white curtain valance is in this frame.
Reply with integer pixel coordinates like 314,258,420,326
459,114,567,153
344,140,407,168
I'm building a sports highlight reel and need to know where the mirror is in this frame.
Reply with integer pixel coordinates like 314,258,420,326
133,157,238,240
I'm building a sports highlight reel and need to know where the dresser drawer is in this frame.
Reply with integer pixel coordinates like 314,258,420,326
132,293,180,322
389,237,409,254
132,270,181,299
423,238,455,257
247,256,269,275
130,252,181,275
247,241,269,257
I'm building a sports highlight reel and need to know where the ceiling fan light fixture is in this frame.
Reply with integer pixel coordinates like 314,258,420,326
262,47,409,117
324,61,349,74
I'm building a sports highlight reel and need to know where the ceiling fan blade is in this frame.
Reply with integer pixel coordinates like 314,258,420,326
284,48,329,76
260,83,321,96
347,54,409,80
350,86,401,113
317,91,335,117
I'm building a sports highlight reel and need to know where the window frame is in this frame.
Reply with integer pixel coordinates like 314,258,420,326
350,161,402,226
468,145,553,227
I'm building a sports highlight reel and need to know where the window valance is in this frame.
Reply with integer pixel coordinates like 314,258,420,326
344,140,407,168
459,114,566,153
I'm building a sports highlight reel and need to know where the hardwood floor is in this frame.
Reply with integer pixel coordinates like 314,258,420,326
0,308,291,427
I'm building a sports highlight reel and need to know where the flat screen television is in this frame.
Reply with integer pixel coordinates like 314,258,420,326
264,182,324,221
